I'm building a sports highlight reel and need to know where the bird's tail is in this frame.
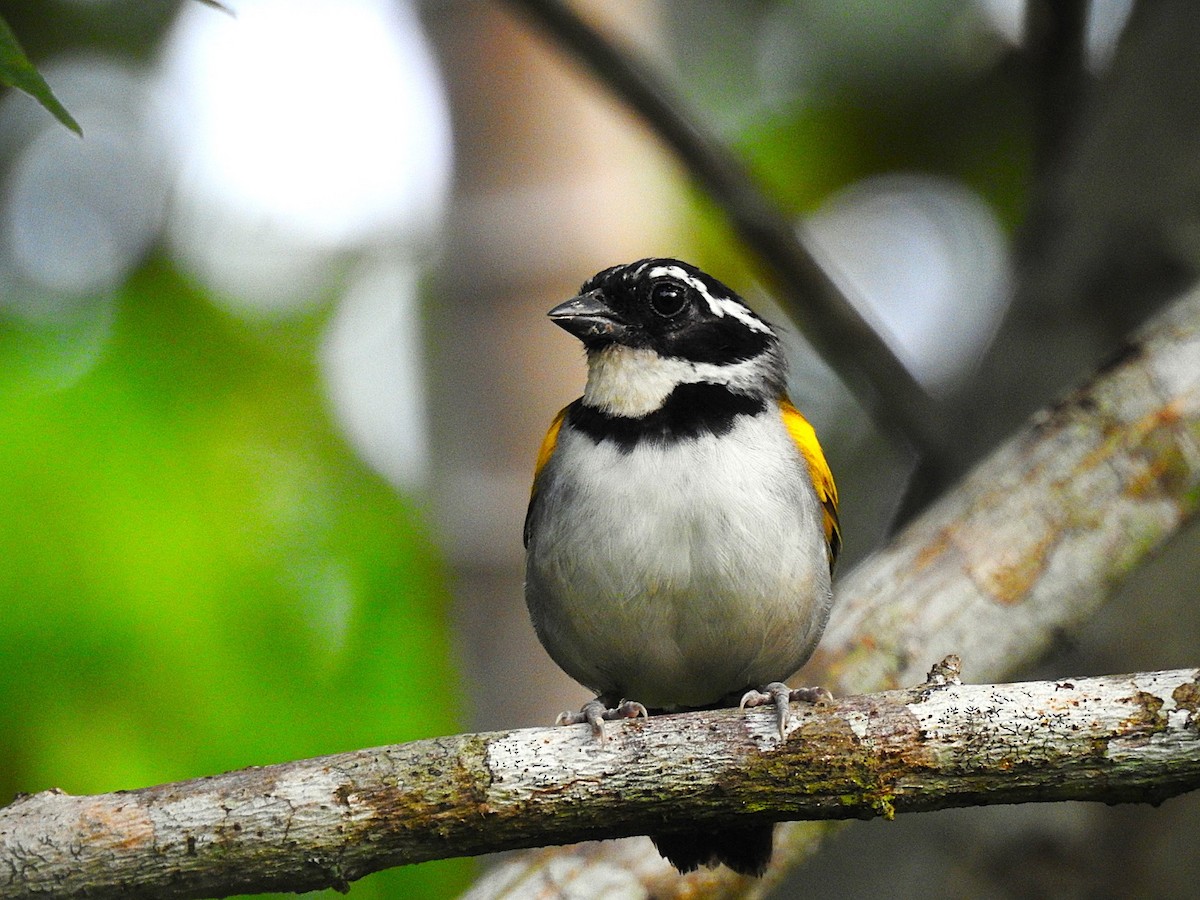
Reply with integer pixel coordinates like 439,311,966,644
650,824,774,877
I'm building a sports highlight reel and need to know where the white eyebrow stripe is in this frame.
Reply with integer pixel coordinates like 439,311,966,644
645,265,773,334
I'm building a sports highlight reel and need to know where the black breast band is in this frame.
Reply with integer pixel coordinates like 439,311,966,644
567,383,765,452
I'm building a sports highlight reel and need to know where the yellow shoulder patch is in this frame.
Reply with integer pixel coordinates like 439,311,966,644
780,397,841,572
533,405,568,486
525,406,568,549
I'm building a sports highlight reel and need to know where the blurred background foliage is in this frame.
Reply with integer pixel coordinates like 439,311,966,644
1,0,1197,898
0,260,466,897
0,1,464,896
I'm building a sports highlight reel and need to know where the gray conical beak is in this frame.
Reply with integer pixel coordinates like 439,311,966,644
547,289,630,345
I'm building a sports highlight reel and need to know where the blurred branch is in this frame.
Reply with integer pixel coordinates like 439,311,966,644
1024,0,1090,179
4,279,1200,900
929,3,1200,515
3,666,1198,900
500,0,949,465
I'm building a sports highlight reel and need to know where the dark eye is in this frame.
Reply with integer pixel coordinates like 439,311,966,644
648,280,689,318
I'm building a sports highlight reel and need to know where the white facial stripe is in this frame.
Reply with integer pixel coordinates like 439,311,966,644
646,265,719,314
645,265,773,335
583,345,776,417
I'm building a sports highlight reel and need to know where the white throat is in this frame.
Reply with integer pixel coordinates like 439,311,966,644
581,345,774,418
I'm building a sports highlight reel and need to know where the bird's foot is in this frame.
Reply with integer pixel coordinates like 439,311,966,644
740,682,832,738
556,698,648,743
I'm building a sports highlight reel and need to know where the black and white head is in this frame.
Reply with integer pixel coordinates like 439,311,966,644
548,258,786,417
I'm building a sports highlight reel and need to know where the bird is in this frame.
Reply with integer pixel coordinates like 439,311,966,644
523,258,840,877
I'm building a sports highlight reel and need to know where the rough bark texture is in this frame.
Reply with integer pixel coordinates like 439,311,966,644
2,668,1199,900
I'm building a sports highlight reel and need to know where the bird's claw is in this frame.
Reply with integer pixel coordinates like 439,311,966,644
556,698,648,742
740,682,832,738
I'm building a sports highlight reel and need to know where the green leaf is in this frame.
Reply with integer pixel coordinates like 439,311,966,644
0,15,81,136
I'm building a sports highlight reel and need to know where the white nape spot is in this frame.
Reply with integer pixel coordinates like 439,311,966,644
645,265,773,334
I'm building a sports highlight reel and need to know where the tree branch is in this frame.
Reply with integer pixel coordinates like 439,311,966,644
500,0,949,463
2,666,1198,900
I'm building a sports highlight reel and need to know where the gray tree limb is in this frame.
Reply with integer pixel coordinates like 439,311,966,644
2,665,1198,900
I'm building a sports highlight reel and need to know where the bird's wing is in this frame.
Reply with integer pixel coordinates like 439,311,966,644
780,398,841,571
524,405,568,548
